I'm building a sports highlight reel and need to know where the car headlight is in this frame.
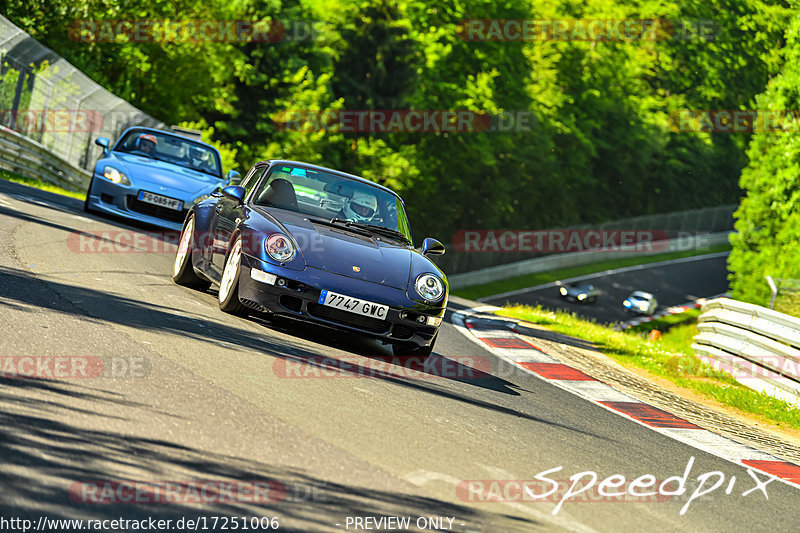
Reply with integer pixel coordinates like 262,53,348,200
265,233,295,262
415,273,445,303
193,193,213,204
623,299,632,308
559,287,567,296
578,293,587,301
103,166,130,185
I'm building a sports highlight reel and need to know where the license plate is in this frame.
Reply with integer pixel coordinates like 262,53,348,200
138,190,183,211
318,290,388,319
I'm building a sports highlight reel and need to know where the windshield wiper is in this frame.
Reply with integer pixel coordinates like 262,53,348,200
307,217,375,239
310,218,411,244
346,223,411,245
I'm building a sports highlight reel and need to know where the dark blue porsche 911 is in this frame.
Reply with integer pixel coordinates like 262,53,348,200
172,160,448,357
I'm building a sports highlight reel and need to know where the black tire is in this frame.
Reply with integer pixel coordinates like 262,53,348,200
172,214,211,290
218,235,247,316
392,330,438,359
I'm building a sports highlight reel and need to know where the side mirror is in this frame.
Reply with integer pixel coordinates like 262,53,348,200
227,169,242,185
95,137,110,155
421,237,445,256
221,185,246,204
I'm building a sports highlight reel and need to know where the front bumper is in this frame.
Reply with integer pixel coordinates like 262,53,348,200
238,255,444,348
86,177,188,231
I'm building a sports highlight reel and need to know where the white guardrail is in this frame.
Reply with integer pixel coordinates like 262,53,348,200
0,125,91,193
693,298,800,405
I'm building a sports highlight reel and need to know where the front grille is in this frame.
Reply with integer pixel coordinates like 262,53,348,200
279,295,303,313
100,193,114,204
307,303,391,334
391,324,416,340
241,299,267,312
126,196,187,223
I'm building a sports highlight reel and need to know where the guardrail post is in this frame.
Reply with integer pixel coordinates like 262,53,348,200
766,275,777,310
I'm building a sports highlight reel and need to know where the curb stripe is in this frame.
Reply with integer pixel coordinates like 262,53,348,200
451,308,800,489
519,362,597,381
600,401,703,430
480,337,538,350
741,460,800,483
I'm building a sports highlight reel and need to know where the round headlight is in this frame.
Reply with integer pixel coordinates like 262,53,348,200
265,233,295,262
559,287,567,296
103,166,130,185
415,273,444,302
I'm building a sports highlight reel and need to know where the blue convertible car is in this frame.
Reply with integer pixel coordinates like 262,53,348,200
85,127,240,230
172,160,448,357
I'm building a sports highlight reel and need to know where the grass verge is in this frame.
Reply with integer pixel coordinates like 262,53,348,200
453,243,731,301
497,304,800,429
0,169,85,201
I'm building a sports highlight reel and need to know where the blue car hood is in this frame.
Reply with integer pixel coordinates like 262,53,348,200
113,153,223,195
264,211,412,290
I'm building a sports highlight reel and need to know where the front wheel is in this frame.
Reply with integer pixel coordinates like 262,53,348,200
218,236,247,315
392,330,438,359
173,215,210,289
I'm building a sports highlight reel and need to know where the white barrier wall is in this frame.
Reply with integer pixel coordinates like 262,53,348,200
693,297,800,405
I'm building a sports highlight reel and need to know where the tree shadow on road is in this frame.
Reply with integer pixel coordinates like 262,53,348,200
0,376,538,532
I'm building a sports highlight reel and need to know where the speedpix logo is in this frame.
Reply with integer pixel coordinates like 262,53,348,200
457,457,776,516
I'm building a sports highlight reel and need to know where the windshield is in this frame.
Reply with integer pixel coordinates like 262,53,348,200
252,164,413,242
114,129,222,178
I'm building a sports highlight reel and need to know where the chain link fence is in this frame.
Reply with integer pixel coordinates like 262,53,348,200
0,14,162,175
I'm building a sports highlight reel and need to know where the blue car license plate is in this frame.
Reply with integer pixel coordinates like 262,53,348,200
138,190,183,211
318,290,388,319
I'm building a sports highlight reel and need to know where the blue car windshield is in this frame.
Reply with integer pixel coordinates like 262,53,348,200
252,164,413,242
115,129,222,178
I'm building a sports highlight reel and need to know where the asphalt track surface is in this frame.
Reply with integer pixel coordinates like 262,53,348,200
484,255,730,325
0,178,795,532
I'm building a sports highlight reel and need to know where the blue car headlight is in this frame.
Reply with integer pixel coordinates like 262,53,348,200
623,299,632,308
265,233,295,262
415,273,445,303
103,166,130,185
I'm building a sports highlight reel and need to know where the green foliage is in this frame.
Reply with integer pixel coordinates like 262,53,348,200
2,0,790,246
729,8,800,305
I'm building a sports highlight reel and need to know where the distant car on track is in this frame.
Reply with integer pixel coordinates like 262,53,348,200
558,282,598,303
172,160,448,358
622,290,658,315
84,127,241,230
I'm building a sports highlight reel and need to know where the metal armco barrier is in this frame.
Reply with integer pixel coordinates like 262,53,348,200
693,298,800,405
0,14,162,191
0,125,90,192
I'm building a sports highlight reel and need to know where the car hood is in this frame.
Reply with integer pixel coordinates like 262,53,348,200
259,209,412,289
112,153,223,195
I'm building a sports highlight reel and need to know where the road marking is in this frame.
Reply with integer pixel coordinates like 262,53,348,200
480,251,731,302
403,469,599,532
